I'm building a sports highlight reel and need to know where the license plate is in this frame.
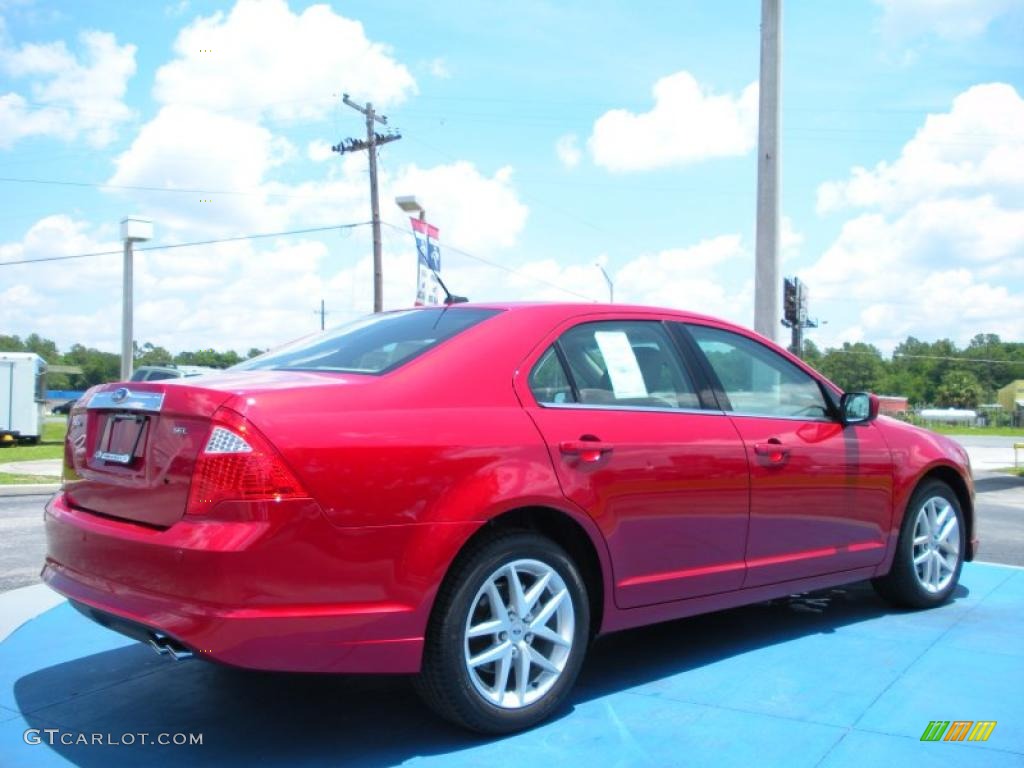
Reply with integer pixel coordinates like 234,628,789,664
95,414,147,465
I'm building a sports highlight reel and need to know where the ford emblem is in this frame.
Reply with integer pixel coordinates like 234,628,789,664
111,387,130,404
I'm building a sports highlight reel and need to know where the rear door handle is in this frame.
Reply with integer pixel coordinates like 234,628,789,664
559,439,614,463
753,439,790,464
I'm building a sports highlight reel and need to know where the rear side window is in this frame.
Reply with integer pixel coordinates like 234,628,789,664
531,321,700,409
529,347,575,404
234,308,501,375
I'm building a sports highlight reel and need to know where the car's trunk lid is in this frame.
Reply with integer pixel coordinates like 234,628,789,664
63,371,373,528
63,381,234,527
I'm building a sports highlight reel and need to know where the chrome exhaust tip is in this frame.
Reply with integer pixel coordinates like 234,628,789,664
148,633,194,661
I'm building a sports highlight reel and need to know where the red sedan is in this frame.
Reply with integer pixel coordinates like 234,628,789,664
43,303,976,733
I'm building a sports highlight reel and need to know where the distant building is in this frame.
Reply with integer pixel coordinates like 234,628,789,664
997,380,1024,426
876,395,909,417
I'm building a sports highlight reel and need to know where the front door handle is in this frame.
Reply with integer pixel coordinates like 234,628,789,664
753,439,790,464
559,439,613,463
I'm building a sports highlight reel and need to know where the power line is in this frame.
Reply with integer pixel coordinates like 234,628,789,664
817,348,1024,366
0,222,369,267
0,175,347,201
894,353,1024,365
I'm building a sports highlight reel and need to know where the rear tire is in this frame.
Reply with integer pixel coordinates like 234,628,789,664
415,531,590,734
872,479,965,609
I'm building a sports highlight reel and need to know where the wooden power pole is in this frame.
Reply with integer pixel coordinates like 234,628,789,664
333,94,401,313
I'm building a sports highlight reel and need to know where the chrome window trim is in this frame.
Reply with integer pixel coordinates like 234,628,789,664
536,401,837,424
87,389,165,412
538,402,722,417
725,410,836,424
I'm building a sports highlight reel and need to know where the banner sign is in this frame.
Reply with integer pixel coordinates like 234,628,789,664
411,218,443,305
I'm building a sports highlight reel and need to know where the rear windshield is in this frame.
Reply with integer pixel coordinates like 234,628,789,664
233,307,501,375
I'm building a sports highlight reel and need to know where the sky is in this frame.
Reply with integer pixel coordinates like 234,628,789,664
0,0,1022,355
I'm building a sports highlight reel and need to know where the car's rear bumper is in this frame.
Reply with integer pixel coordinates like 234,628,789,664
43,493,477,673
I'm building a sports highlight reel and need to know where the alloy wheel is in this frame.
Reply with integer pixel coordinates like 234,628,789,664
463,558,575,709
911,496,961,594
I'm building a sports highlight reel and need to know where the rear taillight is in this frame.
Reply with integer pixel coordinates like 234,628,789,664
186,408,307,515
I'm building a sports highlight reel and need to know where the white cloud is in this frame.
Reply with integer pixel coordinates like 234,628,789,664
0,2,539,353
805,82,1024,350
107,104,297,236
388,162,528,252
588,72,758,172
306,138,334,163
817,83,1024,214
614,235,751,322
164,0,191,17
780,216,803,264
874,0,1019,41
153,0,416,121
0,28,136,148
555,133,582,169
426,57,451,79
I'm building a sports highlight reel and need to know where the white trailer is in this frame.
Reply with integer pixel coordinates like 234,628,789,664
0,352,47,444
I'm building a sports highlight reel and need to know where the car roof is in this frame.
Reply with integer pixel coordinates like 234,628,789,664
430,301,744,332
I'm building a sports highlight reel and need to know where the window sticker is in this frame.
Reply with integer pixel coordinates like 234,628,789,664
594,331,648,398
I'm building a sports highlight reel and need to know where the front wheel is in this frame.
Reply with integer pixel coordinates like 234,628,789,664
872,479,965,608
415,531,590,734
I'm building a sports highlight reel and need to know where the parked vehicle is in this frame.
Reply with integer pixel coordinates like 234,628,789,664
130,364,218,382
51,398,78,416
43,304,975,733
1,352,46,444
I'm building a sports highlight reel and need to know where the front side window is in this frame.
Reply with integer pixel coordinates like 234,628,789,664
234,308,501,375
533,321,700,409
687,324,830,419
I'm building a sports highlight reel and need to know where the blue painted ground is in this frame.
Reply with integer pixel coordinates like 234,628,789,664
1,562,1021,767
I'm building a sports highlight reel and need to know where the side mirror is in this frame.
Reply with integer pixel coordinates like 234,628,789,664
840,392,879,425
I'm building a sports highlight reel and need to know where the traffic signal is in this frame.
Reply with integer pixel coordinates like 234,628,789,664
783,277,798,325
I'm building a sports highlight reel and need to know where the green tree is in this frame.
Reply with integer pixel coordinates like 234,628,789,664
934,370,983,409
23,333,60,362
62,344,120,387
800,339,823,369
0,334,26,352
135,342,174,366
818,342,885,393
174,348,242,368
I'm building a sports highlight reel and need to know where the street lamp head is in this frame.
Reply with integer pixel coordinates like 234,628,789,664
395,195,425,219
120,217,153,243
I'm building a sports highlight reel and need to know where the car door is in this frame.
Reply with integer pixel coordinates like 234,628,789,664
516,316,751,609
680,322,893,588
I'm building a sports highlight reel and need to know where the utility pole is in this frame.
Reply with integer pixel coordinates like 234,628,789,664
314,298,328,331
333,94,401,313
753,0,782,341
119,217,152,381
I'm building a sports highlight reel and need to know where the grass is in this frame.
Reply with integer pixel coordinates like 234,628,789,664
0,418,67,462
0,472,60,485
916,424,1024,437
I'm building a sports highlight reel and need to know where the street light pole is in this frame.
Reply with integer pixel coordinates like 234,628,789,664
596,263,614,303
753,0,782,341
119,217,152,381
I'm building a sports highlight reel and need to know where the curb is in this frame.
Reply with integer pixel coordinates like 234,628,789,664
0,484,59,497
